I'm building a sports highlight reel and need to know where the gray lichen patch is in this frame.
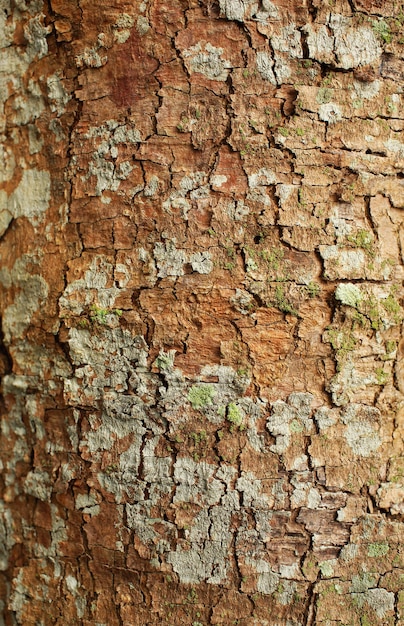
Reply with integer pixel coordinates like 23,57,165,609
325,281,403,405
342,404,381,457
219,0,280,23
113,12,136,41
304,15,382,69
256,51,276,84
8,571,33,622
320,245,369,280
75,44,108,69
23,470,51,501
87,155,133,196
79,121,140,197
65,326,149,404
46,73,70,116
353,79,381,101
251,560,280,594
365,588,395,618
266,393,314,454
162,171,209,217
332,19,382,69
271,24,303,58
136,15,150,36
5,168,50,226
23,14,51,60
0,256,49,343
153,241,186,278
351,587,395,619
182,43,232,81
218,0,256,22
318,102,343,123
59,255,120,316
0,144,16,184
190,251,213,274
247,168,276,188
0,503,16,572
168,461,234,583
167,506,232,584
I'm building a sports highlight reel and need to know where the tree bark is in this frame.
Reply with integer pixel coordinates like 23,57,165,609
1,0,404,624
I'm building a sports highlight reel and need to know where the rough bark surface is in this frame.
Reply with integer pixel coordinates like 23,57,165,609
1,0,404,624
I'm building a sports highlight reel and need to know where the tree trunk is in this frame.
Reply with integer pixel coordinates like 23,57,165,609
1,0,404,623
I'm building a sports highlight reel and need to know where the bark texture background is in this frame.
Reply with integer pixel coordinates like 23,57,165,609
1,0,404,624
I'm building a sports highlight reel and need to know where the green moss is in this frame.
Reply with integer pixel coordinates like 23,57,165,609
190,430,207,445
351,310,367,328
367,542,389,557
278,127,289,137
290,418,303,433
317,87,333,104
321,73,333,87
90,305,122,325
303,558,317,577
90,305,109,324
362,295,383,330
384,340,397,357
188,385,215,410
372,19,393,43
346,229,375,257
187,588,198,603
320,583,338,597
243,245,255,258
177,116,189,132
325,328,356,369
259,246,284,271
239,142,252,156
225,244,235,259
273,285,299,316
224,262,235,271
248,118,260,131
298,188,306,206
154,351,175,371
375,367,388,385
382,292,402,323
377,119,389,135
227,402,244,430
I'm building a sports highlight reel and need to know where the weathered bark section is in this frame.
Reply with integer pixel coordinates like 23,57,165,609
1,0,404,623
